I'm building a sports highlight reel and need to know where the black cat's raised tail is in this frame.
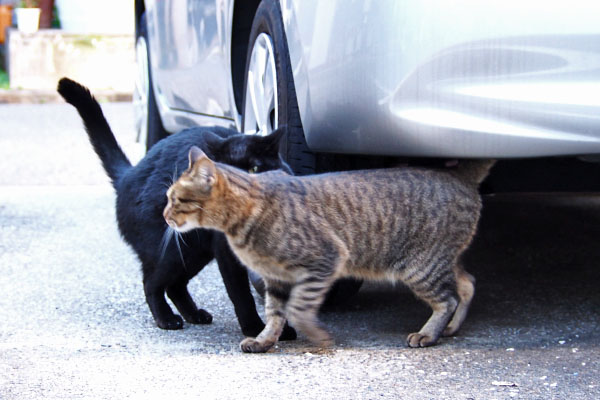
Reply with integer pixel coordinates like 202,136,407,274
57,77,132,185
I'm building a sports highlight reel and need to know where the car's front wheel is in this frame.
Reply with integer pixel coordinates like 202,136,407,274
241,0,315,175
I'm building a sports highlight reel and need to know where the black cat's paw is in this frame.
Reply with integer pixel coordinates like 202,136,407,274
157,314,184,330
241,322,265,338
185,309,213,325
279,324,297,341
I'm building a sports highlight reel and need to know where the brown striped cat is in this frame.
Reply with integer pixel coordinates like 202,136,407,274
164,147,494,353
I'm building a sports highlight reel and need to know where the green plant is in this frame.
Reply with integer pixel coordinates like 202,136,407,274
18,0,39,8
0,68,9,90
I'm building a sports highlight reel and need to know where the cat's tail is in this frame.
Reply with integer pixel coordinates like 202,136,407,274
57,77,132,186
451,159,496,186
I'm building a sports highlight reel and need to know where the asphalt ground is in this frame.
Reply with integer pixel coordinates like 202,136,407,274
0,103,598,399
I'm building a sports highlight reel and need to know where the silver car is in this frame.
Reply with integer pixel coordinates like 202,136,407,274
133,0,600,180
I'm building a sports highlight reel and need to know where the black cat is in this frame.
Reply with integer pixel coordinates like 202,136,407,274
57,77,296,339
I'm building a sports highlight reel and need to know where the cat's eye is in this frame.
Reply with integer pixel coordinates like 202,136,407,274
249,165,259,174
178,198,194,204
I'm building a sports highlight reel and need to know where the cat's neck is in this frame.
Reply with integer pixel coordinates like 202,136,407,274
211,165,263,238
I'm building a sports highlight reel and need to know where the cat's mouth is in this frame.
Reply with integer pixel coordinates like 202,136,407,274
165,217,197,233
163,204,199,233
163,209,181,231
166,219,178,229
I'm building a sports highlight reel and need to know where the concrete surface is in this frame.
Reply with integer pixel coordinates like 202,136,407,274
0,89,132,104
0,103,599,399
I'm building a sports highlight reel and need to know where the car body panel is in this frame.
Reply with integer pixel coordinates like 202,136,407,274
144,0,237,132
143,0,600,157
281,0,600,157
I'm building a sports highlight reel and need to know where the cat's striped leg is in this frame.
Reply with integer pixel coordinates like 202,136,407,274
402,259,459,348
240,279,290,353
443,263,475,337
285,265,342,348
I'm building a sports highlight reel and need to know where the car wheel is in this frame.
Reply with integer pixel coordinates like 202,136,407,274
241,0,315,176
134,13,168,151
241,0,362,303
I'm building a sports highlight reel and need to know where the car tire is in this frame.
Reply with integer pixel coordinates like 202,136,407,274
241,0,362,304
241,0,315,175
134,13,168,151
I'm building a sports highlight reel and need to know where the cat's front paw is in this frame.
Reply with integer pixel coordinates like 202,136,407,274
406,332,438,348
312,335,334,349
185,308,213,325
156,314,184,330
303,325,333,348
240,338,273,353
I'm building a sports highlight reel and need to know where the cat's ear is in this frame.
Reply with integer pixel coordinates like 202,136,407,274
204,131,225,152
189,146,207,169
261,126,286,154
188,146,217,194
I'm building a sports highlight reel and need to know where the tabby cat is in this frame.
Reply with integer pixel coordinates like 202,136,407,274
164,146,494,353
57,77,296,339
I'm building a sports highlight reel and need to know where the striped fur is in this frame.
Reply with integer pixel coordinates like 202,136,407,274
165,150,494,353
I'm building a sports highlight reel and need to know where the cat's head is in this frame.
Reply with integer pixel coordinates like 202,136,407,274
164,147,245,232
204,126,292,175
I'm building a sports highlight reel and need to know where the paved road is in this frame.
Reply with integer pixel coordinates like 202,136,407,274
1,103,599,399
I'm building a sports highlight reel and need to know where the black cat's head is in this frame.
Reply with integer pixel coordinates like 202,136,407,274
203,127,292,175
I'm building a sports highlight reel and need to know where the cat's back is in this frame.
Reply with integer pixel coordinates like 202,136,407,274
246,166,481,275
121,128,236,190
253,165,481,245
259,166,477,207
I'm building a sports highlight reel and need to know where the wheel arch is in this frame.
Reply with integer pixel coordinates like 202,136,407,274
134,0,145,38
230,0,262,114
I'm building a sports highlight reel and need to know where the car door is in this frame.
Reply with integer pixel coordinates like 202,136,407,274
146,0,235,122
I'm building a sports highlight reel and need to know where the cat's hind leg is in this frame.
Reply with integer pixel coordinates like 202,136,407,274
165,250,214,325
442,263,475,337
240,280,291,353
402,261,459,347
166,278,213,325
143,264,184,330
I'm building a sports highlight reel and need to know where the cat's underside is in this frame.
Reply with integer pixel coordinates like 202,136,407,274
57,77,296,339
165,147,494,352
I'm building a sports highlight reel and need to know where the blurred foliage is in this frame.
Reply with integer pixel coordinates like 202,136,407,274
0,68,8,89
18,0,39,8
51,4,59,28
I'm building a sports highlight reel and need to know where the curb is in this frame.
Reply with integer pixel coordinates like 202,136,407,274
0,89,132,104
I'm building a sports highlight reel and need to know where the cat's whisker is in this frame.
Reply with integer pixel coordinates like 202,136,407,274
176,231,189,247
159,227,174,263
172,164,178,184
173,231,187,269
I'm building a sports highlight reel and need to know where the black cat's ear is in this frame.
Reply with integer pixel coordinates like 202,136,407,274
204,131,226,152
261,126,287,154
